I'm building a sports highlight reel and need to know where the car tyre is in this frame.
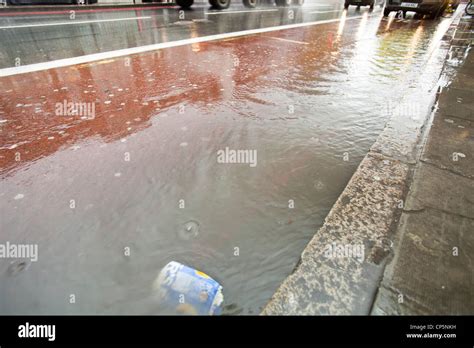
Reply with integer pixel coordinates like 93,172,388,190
243,0,258,7
209,0,230,9
177,0,194,7
275,0,292,6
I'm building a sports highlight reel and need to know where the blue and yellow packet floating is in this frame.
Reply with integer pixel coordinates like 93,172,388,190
154,261,224,315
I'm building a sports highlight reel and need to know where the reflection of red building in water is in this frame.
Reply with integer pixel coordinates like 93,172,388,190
0,44,224,176
0,21,343,177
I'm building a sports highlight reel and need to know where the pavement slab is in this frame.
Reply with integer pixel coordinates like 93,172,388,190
436,87,474,122
449,71,474,90
421,111,474,179
372,208,474,315
404,162,474,219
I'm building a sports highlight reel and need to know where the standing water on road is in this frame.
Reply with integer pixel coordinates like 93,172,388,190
0,10,455,314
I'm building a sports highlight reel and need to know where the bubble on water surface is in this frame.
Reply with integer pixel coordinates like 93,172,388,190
178,220,200,240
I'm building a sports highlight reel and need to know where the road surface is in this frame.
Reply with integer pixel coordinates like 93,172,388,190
0,1,459,314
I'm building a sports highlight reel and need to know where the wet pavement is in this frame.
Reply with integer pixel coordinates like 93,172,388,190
0,2,461,314
372,15,474,315
1,1,363,68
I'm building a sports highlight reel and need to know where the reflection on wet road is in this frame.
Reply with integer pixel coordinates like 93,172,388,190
0,3,457,314
1,1,370,69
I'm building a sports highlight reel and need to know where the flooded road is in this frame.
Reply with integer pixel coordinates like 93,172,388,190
0,3,457,314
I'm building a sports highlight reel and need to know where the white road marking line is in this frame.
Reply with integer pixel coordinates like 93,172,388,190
0,15,364,77
266,36,309,45
206,9,279,15
310,10,342,14
0,16,152,29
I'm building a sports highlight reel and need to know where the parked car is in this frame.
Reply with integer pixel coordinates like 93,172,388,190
344,0,375,9
383,0,449,18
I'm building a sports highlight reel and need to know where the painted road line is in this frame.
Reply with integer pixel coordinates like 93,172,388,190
266,36,309,45
0,15,365,77
206,9,279,15
0,16,152,29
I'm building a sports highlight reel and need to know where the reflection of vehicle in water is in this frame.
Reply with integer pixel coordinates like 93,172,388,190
450,0,460,10
384,0,449,18
176,0,303,10
344,0,375,9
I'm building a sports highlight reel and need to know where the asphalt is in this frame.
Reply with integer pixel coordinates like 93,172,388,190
0,1,365,69
0,2,170,13
1,1,394,314
0,1,470,315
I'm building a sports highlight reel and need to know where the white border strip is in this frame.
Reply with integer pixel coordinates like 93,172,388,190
0,16,152,29
0,15,364,77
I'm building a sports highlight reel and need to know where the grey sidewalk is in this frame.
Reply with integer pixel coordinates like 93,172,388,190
372,15,474,315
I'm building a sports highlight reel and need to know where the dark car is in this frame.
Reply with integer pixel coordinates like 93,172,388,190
383,0,449,18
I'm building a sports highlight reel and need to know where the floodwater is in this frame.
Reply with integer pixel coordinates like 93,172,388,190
0,6,455,314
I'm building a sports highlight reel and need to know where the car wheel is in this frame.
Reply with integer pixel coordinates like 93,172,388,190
176,0,194,7
275,0,292,6
210,0,231,9
243,0,258,7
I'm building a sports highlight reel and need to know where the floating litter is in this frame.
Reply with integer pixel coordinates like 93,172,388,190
153,261,223,315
